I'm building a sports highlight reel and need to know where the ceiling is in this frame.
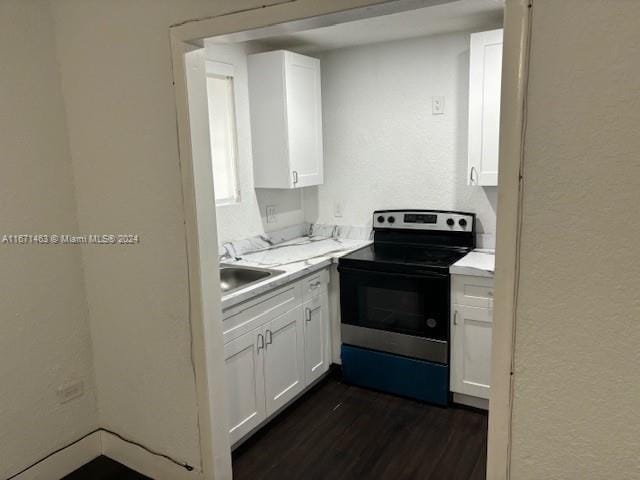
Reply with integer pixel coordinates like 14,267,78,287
208,0,503,54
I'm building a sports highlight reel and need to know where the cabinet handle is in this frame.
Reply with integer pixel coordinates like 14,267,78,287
257,333,264,351
453,310,459,325
310,280,321,289
292,170,299,185
305,305,321,322
265,329,272,346
470,166,477,184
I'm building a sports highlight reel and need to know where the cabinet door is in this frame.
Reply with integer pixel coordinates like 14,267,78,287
285,52,323,188
263,306,306,415
468,28,503,186
451,305,493,399
224,327,266,445
303,287,330,385
248,51,291,189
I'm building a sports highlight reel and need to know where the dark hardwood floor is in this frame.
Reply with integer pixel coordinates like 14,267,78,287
233,377,487,480
63,378,486,480
63,455,149,480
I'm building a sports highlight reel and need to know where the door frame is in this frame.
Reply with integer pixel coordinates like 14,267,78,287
486,2,531,478
168,1,531,478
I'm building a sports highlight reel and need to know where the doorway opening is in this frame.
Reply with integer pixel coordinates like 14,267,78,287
170,1,530,478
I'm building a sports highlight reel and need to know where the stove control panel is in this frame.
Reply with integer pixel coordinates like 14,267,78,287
373,210,475,232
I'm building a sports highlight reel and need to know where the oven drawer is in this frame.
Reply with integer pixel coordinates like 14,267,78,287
341,345,449,406
452,275,494,308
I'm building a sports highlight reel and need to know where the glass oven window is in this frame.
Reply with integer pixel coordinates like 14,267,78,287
358,286,425,336
339,266,448,341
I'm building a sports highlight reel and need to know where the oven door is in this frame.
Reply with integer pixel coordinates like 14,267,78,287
338,265,449,363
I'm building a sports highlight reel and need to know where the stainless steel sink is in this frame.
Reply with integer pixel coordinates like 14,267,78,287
219,264,284,294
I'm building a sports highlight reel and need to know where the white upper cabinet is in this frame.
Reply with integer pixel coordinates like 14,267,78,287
248,50,324,189
467,29,503,186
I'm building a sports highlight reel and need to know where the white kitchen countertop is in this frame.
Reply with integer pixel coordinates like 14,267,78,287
220,236,371,310
450,249,495,278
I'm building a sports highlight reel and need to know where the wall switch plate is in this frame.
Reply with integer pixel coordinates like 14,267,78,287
334,201,343,218
266,205,277,224
57,380,84,404
432,96,445,115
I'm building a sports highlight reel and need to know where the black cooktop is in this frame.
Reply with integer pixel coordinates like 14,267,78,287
339,243,471,273
339,209,476,274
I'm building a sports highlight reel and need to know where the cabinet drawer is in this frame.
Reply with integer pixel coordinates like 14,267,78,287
452,275,494,308
223,283,301,344
302,269,328,303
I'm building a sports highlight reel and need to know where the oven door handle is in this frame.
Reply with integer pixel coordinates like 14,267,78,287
338,265,448,280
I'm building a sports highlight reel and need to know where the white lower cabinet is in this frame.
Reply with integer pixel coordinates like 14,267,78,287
451,304,493,399
223,325,266,445
450,275,494,405
223,269,330,446
303,290,330,385
264,306,306,414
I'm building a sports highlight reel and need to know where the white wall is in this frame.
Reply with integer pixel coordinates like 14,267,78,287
0,1,98,477
9,0,640,478
305,32,498,244
204,41,306,245
510,0,640,478
48,0,289,471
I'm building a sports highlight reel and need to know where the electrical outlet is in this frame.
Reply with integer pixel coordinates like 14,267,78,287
57,380,84,404
266,205,277,224
334,201,343,218
432,96,445,115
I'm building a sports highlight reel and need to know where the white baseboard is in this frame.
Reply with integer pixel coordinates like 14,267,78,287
11,429,204,480
453,392,489,410
100,431,203,480
11,431,101,480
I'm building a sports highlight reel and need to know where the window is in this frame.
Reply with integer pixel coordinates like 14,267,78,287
206,62,240,205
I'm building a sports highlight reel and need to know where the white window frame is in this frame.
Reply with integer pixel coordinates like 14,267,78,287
206,60,241,206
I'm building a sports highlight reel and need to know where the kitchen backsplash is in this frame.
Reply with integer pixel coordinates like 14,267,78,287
219,223,493,260
309,224,372,241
